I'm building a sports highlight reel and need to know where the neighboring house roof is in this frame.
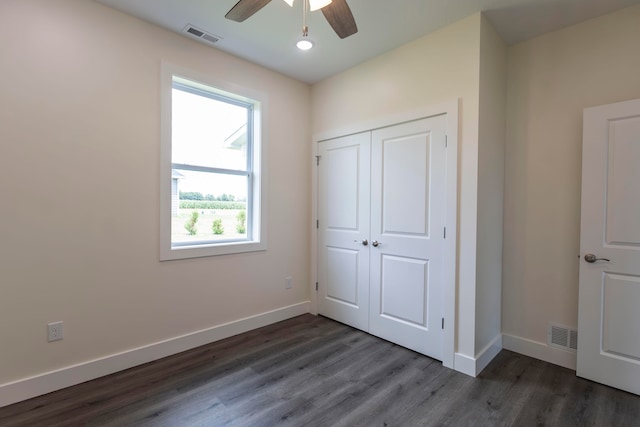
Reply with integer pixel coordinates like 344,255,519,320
224,124,247,150
172,170,185,180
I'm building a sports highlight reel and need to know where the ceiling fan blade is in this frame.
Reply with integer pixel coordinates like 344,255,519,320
321,0,358,39
225,0,273,22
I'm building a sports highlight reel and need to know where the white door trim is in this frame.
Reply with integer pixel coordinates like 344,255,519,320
310,99,459,370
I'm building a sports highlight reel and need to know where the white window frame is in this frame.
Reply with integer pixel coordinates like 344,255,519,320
160,63,267,260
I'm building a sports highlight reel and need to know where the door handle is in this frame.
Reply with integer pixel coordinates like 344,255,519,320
354,239,368,246
584,253,610,263
372,240,381,247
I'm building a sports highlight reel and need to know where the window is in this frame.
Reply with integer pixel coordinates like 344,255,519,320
160,64,266,260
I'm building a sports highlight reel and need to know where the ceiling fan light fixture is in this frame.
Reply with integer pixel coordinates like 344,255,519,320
226,0,357,39
283,0,331,10
309,0,332,11
296,38,314,50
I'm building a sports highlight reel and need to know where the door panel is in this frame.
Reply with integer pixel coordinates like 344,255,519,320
326,247,359,305
370,116,447,359
318,132,371,330
578,98,640,395
380,255,429,326
326,146,360,230
602,274,640,360
381,134,429,235
605,116,640,245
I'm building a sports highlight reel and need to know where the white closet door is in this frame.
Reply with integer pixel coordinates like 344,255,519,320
369,115,447,359
317,132,371,330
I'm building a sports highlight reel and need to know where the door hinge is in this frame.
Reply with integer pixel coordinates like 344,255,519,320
316,220,319,229
445,135,448,148
315,155,321,166
315,282,319,291
444,227,447,238
442,318,445,329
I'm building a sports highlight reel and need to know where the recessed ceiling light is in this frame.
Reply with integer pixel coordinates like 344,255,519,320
297,39,314,50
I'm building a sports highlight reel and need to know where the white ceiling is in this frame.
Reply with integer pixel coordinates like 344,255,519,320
94,0,640,84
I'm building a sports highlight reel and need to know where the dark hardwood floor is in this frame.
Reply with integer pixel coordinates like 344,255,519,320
1,314,638,426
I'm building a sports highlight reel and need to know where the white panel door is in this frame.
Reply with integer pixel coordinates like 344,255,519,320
578,98,640,395
369,115,447,359
318,132,371,330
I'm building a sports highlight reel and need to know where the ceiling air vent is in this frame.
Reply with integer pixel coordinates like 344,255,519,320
548,322,577,353
183,24,222,46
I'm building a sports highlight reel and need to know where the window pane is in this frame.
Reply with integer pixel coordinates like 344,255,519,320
161,68,264,260
171,169,248,245
172,88,249,171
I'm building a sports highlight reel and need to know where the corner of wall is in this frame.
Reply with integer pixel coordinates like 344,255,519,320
474,12,508,355
503,333,576,370
455,333,502,377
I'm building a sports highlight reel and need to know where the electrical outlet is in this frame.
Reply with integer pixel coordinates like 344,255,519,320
48,321,63,342
285,276,293,289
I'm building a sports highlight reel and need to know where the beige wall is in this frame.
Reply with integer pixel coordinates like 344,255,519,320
503,4,640,346
0,0,311,384
312,14,483,358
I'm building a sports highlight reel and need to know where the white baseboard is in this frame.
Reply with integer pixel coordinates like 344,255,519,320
0,301,310,408
476,334,503,375
502,333,576,370
454,352,477,376
454,334,503,377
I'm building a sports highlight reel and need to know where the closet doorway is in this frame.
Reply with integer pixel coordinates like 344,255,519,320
317,115,450,360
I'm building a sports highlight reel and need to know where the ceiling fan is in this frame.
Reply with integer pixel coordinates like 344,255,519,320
225,0,358,39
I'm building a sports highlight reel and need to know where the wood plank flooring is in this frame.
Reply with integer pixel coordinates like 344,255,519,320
1,314,638,426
